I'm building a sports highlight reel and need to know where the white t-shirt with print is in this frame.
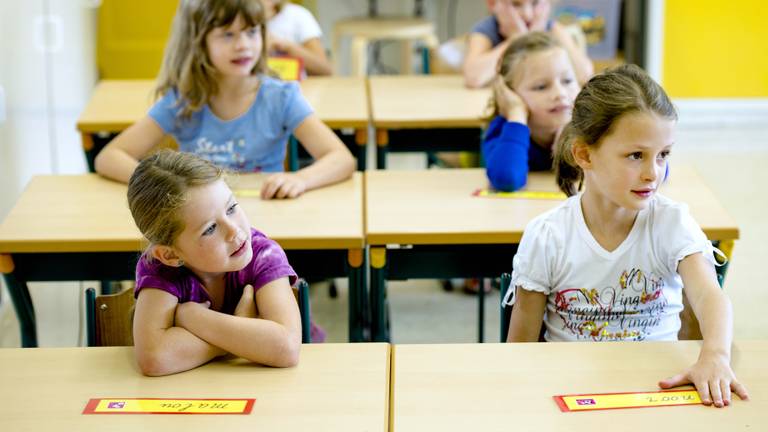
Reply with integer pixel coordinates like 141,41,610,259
508,193,715,342
268,3,323,45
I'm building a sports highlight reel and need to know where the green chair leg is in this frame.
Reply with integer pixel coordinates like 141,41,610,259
297,280,311,343
500,273,512,342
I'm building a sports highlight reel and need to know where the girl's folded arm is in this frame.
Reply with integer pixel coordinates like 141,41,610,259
176,277,302,367
133,288,225,376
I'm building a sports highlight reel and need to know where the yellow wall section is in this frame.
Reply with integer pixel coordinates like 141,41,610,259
663,0,768,97
97,0,179,79
97,1,314,79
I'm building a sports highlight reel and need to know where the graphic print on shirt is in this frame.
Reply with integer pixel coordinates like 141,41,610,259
194,136,260,171
554,268,668,341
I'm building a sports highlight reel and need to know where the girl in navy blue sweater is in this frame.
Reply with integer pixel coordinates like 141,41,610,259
483,32,580,191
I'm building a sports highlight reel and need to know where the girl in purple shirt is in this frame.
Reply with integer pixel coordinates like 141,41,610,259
128,150,301,376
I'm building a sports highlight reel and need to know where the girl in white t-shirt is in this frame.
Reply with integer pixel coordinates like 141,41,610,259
263,0,332,75
505,64,748,408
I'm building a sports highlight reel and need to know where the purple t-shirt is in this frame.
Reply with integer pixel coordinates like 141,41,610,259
135,228,297,314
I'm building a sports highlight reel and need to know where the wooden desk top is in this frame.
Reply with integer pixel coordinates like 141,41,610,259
365,166,739,245
392,341,766,431
76,77,369,134
0,173,363,253
299,76,369,129
76,80,156,133
0,343,390,432
368,75,491,129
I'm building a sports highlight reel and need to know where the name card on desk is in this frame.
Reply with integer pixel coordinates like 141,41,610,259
554,389,701,412
83,398,254,415
268,56,304,81
473,188,566,200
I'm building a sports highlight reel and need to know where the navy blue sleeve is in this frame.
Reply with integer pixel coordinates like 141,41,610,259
471,16,502,47
482,116,531,191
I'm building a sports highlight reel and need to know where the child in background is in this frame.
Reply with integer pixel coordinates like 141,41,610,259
263,0,332,76
505,64,749,407
483,32,579,191
95,0,354,199
464,0,592,88
129,150,302,376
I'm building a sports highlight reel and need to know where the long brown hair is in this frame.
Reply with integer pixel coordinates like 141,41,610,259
553,64,677,196
487,31,561,119
128,150,224,247
155,0,268,120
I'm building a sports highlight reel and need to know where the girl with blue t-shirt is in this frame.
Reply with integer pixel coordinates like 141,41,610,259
96,0,354,199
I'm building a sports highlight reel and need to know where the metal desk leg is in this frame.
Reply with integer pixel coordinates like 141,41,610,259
478,278,485,343
355,128,368,171
347,248,368,342
370,247,390,342
376,129,388,170
1,266,38,347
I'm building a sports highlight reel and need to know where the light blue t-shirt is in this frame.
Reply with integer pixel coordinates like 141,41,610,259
148,75,313,172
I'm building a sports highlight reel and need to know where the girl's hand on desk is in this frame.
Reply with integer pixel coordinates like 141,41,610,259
261,172,307,199
234,284,258,319
658,351,749,408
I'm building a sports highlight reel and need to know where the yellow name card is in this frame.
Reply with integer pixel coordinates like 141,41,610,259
555,390,701,412
268,56,303,81
83,398,254,415
234,189,261,198
473,188,566,200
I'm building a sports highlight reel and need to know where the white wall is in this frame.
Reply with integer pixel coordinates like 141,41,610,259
0,0,98,221
0,0,486,221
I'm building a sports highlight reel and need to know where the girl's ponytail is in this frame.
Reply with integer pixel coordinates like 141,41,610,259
553,123,582,197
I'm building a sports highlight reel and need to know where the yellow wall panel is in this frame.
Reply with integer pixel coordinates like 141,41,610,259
663,0,768,97
96,1,313,80
97,0,179,79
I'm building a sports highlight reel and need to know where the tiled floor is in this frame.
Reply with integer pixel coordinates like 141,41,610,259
1,125,767,347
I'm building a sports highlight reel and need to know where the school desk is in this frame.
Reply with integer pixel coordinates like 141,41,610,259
0,173,366,347
0,343,390,431
368,75,491,169
391,340,766,431
75,77,370,171
365,166,739,342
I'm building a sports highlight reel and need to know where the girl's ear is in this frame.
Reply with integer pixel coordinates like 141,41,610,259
151,245,183,267
571,138,593,170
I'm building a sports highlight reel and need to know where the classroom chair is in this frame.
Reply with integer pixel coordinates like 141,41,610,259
427,34,467,75
499,243,732,342
85,286,135,347
332,17,438,75
86,280,313,346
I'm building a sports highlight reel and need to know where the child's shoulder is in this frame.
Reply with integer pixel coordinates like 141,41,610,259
258,75,301,101
260,75,300,91
648,193,692,222
524,195,580,238
248,227,285,253
646,193,699,235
